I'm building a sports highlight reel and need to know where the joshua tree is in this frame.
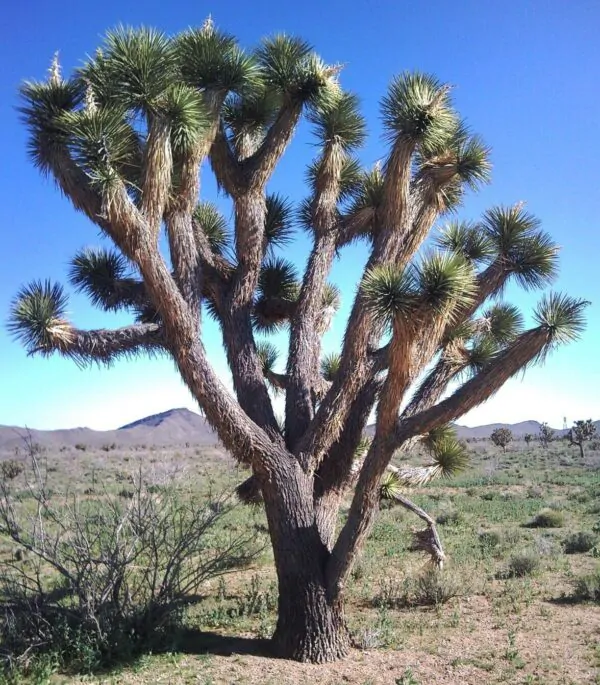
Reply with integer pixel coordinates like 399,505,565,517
8,25,588,662
524,433,533,446
538,422,555,449
490,427,513,452
566,419,596,459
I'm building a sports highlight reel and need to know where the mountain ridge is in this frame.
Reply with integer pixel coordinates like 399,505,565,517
1,409,597,451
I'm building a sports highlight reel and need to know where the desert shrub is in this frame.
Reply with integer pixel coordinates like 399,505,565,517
572,569,600,602
373,570,464,608
563,531,598,554
436,509,463,526
0,460,24,482
525,508,565,528
74,443,87,452
505,550,540,578
479,530,501,552
0,454,264,677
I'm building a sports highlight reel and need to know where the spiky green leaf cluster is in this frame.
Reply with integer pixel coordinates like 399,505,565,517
256,340,279,375
380,72,456,151
436,221,493,264
533,293,589,346
379,470,402,501
480,303,524,345
83,27,177,112
68,247,143,311
482,205,559,290
361,264,418,327
223,88,280,156
8,281,70,355
308,92,366,152
256,35,340,108
414,252,476,315
253,258,299,332
320,352,341,381
175,23,259,93
59,108,139,190
193,202,229,254
19,80,82,172
265,194,294,249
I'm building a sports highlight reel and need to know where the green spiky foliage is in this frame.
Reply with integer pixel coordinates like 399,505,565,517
321,352,341,381
8,281,70,355
379,470,402,501
68,248,144,311
380,72,457,151
256,340,279,375
482,205,559,290
8,26,590,664
255,35,340,109
436,220,494,264
193,202,229,254
252,258,299,332
265,194,294,249
18,79,82,173
308,92,366,152
175,22,259,93
533,292,589,347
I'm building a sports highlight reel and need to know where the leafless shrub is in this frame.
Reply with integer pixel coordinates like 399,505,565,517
0,436,264,674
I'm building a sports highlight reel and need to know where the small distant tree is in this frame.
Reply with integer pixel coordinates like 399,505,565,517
538,422,555,449
567,419,597,459
524,433,533,446
490,427,512,452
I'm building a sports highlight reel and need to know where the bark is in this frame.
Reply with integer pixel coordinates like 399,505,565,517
261,460,350,662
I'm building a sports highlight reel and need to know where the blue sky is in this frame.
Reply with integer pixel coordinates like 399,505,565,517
1,0,598,431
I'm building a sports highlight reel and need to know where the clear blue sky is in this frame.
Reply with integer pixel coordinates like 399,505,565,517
1,0,598,431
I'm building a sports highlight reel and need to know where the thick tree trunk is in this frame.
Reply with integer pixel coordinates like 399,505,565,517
260,461,350,662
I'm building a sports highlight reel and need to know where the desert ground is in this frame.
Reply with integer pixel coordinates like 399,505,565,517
1,418,599,685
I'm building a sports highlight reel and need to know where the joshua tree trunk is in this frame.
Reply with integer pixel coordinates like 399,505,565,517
10,27,588,664
261,464,350,661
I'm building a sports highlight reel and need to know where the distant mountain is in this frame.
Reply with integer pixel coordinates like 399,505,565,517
1,409,597,452
0,408,219,452
453,420,548,439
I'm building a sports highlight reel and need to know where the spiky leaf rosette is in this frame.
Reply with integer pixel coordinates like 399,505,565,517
223,88,280,156
8,281,72,355
69,247,145,311
533,293,589,350
479,303,524,345
255,35,340,108
414,252,476,316
308,91,366,152
19,79,82,173
361,264,418,328
80,27,177,113
321,352,341,381
193,202,229,254
436,220,494,264
59,108,139,191
482,204,559,290
379,470,402,501
463,336,499,373
175,22,259,93
159,83,211,155
380,72,457,151
256,340,279,375
417,121,492,191
265,194,294,249
252,258,299,332
391,433,469,488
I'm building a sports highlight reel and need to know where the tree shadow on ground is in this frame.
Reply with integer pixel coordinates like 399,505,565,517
174,627,272,658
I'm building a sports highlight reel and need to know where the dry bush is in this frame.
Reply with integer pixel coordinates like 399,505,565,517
0,443,264,675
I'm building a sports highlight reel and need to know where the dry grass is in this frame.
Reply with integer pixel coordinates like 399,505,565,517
1,439,599,684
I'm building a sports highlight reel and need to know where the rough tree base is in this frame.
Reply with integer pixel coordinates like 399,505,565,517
271,590,350,663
